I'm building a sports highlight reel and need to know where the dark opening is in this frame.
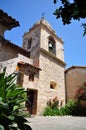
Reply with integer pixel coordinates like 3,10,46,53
26,89,38,115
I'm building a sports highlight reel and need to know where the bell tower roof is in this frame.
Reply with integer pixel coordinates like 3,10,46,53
29,17,56,34
35,17,52,29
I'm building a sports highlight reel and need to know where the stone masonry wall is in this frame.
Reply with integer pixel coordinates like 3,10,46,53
0,42,18,61
0,54,32,76
37,52,65,114
40,27,64,61
23,27,41,67
20,65,39,90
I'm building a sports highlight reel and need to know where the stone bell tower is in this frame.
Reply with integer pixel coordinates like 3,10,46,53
22,17,66,114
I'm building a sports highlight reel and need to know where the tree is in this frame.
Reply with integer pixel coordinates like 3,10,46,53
53,0,86,36
0,68,32,130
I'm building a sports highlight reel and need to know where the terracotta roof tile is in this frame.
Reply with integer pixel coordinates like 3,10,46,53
18,61,41,71
0,9,20,29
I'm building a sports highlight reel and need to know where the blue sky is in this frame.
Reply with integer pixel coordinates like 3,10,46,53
0,0,86,68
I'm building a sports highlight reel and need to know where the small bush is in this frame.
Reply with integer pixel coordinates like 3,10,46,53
73,82,86,116
47,96,59,109
60,99,77,115
43,99,77,116
43,96,62,116
74,82,86,101
43,106,62,116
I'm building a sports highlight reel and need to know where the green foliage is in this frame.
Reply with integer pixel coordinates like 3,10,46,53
0,68,32,130
53,0,86,36
73,82,86,116
43,97,62,116
60,99,77,115
43,106,62,116
81,23,86,36
43,99,77,116
43,96,86,116
0,125,4,130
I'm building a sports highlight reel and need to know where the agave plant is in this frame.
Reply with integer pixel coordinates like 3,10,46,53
0,68,32,130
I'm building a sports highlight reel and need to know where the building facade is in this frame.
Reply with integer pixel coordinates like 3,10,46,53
65,66,86,102
22,18,66,114
0,10,66,115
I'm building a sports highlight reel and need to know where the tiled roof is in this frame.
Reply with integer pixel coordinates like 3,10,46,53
0,9,20,29
18,61,41,71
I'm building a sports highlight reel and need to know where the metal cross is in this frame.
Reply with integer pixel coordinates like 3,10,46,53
42,12,45,18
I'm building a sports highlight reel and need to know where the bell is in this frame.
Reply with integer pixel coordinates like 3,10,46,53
49,43,53,48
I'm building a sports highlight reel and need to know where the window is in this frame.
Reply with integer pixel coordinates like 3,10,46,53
48,36,56,55
29,72,34,81
50,81,57,89
27,38,32,50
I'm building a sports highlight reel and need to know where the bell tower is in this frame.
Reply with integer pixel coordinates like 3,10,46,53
23,17,65,67
22,17,66,114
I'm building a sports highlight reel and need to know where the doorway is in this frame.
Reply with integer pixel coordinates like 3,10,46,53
26,89,38,115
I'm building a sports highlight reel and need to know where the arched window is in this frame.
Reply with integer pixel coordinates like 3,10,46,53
50,81,57,90
27,38,32,50
48,36,56,55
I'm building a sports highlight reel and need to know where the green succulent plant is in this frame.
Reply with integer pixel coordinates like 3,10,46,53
0,68,32,130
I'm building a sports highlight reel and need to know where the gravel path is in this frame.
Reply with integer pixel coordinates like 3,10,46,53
27,116,86,130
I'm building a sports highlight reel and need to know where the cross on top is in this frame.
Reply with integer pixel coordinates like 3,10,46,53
42,12,45,18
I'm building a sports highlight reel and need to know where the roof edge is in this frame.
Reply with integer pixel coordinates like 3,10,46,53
0,9,20,29
0,36,30,57
18,61,41,71
23,20,64,44
65,65,86,73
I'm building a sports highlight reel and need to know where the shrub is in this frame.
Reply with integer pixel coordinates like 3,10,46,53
60,99,86,116
73,82,86,116
43,98,77,116
47,96,59,109
60,99,77,115
43,96,64,116
74,82,86,101
43,106,62,116
0,68,32,130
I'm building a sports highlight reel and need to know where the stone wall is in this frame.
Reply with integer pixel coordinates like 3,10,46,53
0,54,32,75
20,63,39,90
37,51,65,114
0,42,18,61
40,27,64,61
23,26,41,67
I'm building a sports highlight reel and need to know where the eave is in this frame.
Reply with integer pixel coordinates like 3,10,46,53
0,9,20,29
